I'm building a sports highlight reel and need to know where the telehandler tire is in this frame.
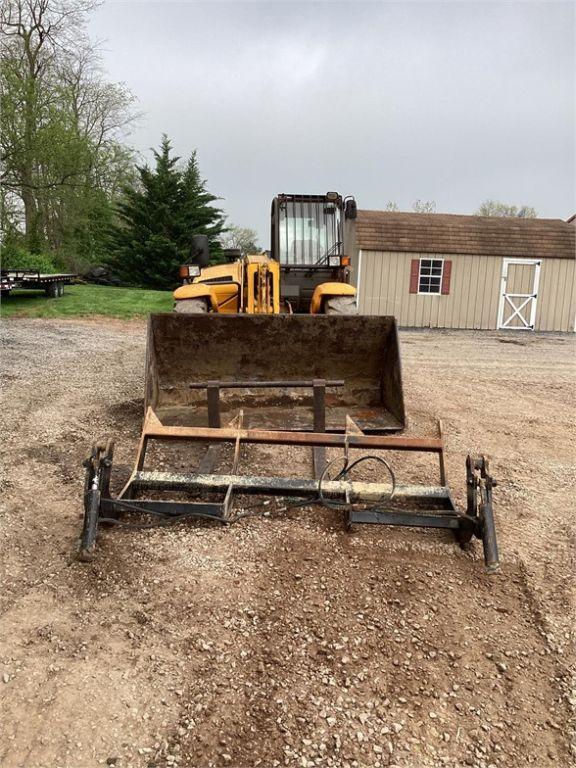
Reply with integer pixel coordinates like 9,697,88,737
174,298,209,314
325,296,358,315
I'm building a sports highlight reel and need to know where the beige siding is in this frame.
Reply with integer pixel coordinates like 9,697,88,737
358,250,576,332
536,257,576,332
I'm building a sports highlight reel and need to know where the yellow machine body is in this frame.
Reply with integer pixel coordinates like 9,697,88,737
244,255,281,314
174,255,283,314
173,254,354,315
309,282,356,315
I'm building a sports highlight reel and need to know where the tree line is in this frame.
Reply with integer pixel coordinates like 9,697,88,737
0,0,537,291
383,199,537,218
0,0,235,287
1,0,138,270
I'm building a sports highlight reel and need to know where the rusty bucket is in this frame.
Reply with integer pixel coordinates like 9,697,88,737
144,313,405,433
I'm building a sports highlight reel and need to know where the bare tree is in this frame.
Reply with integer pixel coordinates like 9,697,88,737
377,200,437,213
220,224,260,256
476,200,537,218
412,199,437,214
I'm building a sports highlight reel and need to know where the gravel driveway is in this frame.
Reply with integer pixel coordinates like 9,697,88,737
0,318,574,768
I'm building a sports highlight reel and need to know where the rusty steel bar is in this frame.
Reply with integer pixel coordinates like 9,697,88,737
189,379,345,390
207,385,221,428
313,379,327,478
141,421,444,453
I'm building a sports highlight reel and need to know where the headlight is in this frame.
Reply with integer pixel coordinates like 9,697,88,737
329,255,340,267
179,264,201,279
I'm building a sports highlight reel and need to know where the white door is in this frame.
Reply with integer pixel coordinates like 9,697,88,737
497,259,541,330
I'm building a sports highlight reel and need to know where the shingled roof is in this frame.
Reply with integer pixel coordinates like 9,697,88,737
356,210,575,260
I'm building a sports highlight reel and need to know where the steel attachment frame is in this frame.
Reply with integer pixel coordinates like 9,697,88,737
80,377,499,572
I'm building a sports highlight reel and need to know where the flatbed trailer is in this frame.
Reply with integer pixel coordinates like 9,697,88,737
1,269,77,298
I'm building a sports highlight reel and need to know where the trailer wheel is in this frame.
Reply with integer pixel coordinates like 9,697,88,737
174,298,209,314
325,296,358,315
45,282,63,298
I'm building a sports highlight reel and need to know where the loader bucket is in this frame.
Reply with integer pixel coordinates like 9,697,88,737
144,313,405,433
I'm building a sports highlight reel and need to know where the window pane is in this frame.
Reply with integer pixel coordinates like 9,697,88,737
418,259,443,292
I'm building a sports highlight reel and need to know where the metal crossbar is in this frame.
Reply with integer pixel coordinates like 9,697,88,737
80,406,499,573
138,413,444,453
131,470,453,505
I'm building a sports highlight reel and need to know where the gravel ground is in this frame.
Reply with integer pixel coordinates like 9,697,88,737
0,318,574,768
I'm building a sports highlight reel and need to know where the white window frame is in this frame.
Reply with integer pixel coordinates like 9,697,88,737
417,258,444,295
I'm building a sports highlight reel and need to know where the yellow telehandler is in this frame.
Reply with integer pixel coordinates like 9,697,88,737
79,191,499,572
172,192,358,316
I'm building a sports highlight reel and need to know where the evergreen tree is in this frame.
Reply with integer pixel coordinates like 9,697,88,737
180,152,226,262
107,136,225,288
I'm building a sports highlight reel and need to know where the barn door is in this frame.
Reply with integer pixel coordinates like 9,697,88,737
497,259,541,330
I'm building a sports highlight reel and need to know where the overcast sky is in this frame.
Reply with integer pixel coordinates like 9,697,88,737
89,1,575,244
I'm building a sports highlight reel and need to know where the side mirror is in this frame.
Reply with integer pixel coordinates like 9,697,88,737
344,198,357,220
191,234,210,267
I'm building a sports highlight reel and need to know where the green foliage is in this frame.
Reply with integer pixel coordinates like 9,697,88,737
1,284,173,319
1,244,60,273
1,0,137,269
476,200,537,218
107,136,226,289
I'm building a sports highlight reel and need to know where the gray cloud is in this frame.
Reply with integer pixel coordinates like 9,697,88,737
89,1,575,243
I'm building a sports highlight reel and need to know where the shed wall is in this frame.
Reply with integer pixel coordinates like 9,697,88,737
358,250,576,332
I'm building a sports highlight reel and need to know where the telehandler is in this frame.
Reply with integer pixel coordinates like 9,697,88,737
173,192,358,315
80,191,499,572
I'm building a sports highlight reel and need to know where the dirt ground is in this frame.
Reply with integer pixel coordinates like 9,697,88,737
0,318,574,768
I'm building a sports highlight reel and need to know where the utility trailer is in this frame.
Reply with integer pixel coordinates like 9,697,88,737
1,269,76,298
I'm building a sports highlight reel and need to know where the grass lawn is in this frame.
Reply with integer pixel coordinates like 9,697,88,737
1,283,174,319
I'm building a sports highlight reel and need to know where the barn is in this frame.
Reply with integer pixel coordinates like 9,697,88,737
348,211,575,331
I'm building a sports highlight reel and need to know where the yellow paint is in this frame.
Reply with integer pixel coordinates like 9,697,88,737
245,258,280,314
173,282,219,310
173,254,279,314
173,254,352,315
310,282,356,314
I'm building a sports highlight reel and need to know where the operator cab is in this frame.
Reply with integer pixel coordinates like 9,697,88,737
271,192,356,312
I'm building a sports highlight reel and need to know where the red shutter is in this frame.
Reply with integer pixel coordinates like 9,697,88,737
409,259,419,293
441,260,452,294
